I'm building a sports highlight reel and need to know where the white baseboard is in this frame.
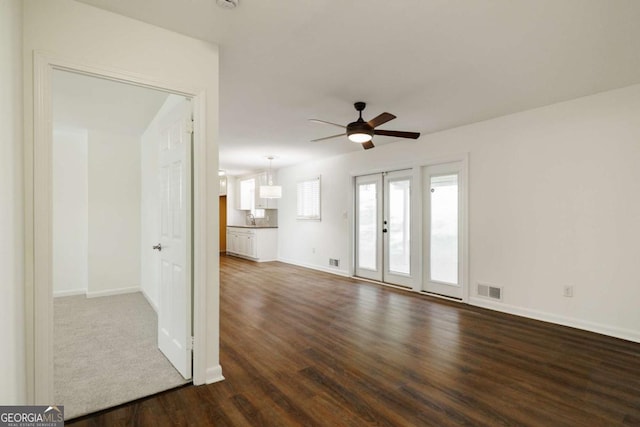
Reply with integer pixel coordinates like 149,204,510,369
86,286,140,298
273,260,640,343
140,288,158,313
276,257,350,277
205,365,225,384
226,253,277,263
53,289,87,298
469,297,640,344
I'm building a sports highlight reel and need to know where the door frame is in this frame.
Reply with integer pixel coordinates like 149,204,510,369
382,169,414,287
354,173,384,281
354,170,415,287
27,51,211,403
422,161,467,299
349,153,469,301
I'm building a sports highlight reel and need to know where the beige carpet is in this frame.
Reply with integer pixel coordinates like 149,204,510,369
54,292,189,419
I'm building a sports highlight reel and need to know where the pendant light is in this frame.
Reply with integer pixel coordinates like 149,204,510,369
259,156,282,199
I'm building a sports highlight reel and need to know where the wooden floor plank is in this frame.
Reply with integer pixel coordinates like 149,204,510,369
68,255,640,426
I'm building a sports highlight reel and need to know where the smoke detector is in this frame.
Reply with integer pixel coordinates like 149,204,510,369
217,0,238,9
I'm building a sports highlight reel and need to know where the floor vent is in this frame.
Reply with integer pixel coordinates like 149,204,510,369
477,283,503,301
329,258,340,267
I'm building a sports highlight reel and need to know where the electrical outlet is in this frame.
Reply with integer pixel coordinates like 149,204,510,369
563,285,574,297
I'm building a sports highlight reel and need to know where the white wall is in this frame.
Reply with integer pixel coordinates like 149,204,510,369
87,130,141,296
140,94,185,310
53,129,89,296
0,0,25,405
277,84,640,343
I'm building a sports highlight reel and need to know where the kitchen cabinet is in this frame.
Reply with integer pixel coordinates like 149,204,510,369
226,226,277,261
228,230,256,258
237,177,255,210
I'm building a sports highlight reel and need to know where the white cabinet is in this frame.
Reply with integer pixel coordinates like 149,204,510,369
237,177,255,210
227,228,253,257
226,227,277,261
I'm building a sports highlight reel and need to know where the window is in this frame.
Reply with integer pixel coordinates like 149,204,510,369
297,176,321,220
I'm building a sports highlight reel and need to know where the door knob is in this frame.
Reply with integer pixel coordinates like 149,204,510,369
153,243,162,251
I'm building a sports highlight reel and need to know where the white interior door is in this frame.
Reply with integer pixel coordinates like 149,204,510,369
157,98,192,379
355,170,414,287
423,162,465,299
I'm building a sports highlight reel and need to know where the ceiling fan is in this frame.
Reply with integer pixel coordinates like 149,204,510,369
309,102,420,150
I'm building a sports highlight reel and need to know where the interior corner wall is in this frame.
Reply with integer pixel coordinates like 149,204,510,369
23,0,221,389
53,129,88,296
276,84,640,343
87,130,141,297
140,94,184,311
0,0,25,405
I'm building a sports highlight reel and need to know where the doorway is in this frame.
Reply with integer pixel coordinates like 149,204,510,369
354,159,468,300
354,169,414,287
50,69,193,417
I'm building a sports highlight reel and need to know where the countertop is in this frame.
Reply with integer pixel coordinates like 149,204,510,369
227,225,278,229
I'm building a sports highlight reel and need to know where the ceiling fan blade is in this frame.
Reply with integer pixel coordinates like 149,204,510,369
374,129,420,139
367,112,396,128
309,119,346,129
362,141,375,150
311,133,347,142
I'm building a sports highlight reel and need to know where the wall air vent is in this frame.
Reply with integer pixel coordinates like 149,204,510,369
477,283,503,301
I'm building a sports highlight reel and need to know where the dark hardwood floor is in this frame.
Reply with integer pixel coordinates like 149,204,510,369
69,255,640,426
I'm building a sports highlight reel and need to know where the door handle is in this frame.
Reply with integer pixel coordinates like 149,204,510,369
153,243,162,251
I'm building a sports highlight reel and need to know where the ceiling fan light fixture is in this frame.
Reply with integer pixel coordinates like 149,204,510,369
311,101,418,148
348,132,373,143
347,119,374,143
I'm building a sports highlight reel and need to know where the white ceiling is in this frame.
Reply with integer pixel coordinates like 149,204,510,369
53,69,170,137
75,0,640,175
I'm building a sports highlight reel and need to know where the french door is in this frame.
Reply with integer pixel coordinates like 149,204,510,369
423,162,465,299
355,170,414,287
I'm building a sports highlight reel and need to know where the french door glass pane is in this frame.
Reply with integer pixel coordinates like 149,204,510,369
388,179,411,275
358,183,377,270
430,174,458,284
